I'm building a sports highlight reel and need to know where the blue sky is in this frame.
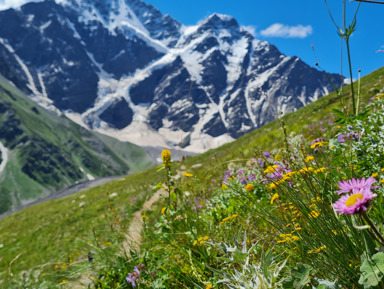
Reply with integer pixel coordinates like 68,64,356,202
145,0,384,78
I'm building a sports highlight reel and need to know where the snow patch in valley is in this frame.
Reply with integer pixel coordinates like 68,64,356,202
80,167,95,180
0,141,9,176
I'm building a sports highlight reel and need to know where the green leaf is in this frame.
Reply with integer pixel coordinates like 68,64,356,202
315,278,340,289
153,181,163,190
359,252,384,288
363,230,377,257
332,109,346,119
291,263,312,289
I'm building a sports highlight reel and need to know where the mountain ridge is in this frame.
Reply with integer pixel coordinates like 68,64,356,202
0,0,343,153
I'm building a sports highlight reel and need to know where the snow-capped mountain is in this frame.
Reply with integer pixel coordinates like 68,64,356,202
0,0,342,152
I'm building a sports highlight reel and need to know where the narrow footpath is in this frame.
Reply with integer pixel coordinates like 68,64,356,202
123,189,167,253
68,189,167,288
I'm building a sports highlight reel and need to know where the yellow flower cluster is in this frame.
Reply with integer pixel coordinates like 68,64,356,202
308,245,326,254
244,183,254,191
161,149,172,168
161,207,167,215
308,210,320,218
311,197,321,203
283,171,296,178
268,173,294,190
281,202,302,220
374,93,384,100
269,167,323,189
264,165,278,174
220,214,238,225
222,183,228,190
314,167,326,174
310,142,328,149
193,236,209,246
305,155,314,163
277,233,300,244
270,193,279,204
286,222,302,233
183,172,193,177
298,167,314,174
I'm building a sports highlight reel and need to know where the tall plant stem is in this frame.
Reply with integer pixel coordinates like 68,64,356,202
345,38,356,115
362,211,384,245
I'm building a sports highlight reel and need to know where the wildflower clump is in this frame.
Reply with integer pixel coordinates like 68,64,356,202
277,233,300,244
220,214,238,225
193,236,209,246
244,183,254,191
270,193,279,204
161,149,172,168
308,245,326,254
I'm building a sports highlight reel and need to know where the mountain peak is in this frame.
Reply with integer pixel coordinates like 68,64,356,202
201,13,238,28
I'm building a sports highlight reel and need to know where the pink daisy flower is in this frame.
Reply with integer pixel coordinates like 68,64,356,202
337,177,379,195
333,189,377,215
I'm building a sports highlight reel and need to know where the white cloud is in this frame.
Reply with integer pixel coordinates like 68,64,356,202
344,78,357,85
260,23,312,38
0,0,43,10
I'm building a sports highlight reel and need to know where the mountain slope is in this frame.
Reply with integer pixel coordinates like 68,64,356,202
0,66,382,286
0,75,153,214
0,0,343,153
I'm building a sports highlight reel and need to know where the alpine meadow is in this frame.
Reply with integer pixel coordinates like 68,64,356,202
0,0,384,289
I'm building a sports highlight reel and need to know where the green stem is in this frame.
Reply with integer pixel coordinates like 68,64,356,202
362,211,384,245
357,69,361,114
345,38,356,115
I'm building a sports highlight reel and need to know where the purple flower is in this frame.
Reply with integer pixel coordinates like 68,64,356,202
338,134,345,143
337,177,379,195
311,138,324,146
239,177,247,185
248,174,256,181
258,158,264,167
237,169,245,175
134,266,141,278
263,152,271,159
197,205,203,209
224,170,232,180
126,273,136,287
334,189,377,215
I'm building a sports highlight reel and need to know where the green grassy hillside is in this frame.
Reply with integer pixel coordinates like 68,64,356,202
0,75,153,214
0,67,383,287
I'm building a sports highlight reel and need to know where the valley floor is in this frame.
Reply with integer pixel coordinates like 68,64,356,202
0,175,123,220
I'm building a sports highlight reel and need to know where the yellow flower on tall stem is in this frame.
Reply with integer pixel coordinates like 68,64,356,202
161,149,172,168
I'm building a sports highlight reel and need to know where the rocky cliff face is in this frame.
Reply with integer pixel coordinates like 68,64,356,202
0,0,343,152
